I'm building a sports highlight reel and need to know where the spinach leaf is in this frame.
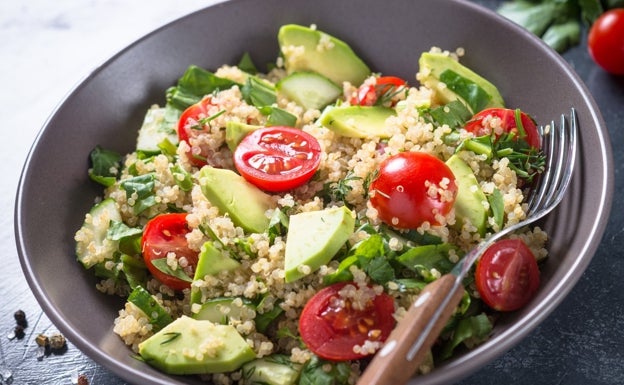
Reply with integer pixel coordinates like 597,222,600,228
120,173,157,214
150,258,193,283
439,313,492,360
238,52,258,74
396,243,458,281
166,65,239,111
88,146,122,187
439,70,491,113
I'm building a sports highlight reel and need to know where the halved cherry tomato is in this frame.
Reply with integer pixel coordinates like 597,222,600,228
588,9,624,75
369,152,457,229
299,282,395,361
350,76,407,106
464,108,540,149
177,96,220,167
141,213,198,291
475,239,540,312
233,126,322,192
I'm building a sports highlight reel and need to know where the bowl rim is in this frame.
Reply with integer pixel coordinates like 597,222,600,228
14,0,614,384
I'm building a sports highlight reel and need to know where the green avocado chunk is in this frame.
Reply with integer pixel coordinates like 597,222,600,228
199,167,275,234
319,105,395,138
225,121,261,151
191,242,241,304
446,154,488,235
284,206,355,282
278,24,370,87
418,52,505,114
138,315,255,375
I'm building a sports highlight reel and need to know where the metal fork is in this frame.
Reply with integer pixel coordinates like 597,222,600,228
357,108,578,385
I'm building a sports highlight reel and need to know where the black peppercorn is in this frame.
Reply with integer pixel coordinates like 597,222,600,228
14,310,27,327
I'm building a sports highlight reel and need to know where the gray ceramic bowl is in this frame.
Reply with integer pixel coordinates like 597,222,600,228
15,0,613,384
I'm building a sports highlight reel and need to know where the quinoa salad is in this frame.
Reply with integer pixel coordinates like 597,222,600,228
74,24,548,384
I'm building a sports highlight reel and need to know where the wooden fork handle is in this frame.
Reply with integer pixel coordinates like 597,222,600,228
356,274,465,385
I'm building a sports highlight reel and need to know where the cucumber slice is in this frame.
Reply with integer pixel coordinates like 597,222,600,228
75,198,122,268
277,72,342,110
242,355,302,385
193,297,255,324
136,105,179,154
128,285,173,331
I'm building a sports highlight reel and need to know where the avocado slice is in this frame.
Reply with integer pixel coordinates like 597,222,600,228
138,315,255,375
418,52,505,114
276,71,342,110
446,154,488,235
225,121,261,151
199,167,275,234
319,105,395,138
278,24,370,87
284,206,355,282
191,242,241,304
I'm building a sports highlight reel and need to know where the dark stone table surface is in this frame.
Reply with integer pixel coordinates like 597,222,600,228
1,0,621,384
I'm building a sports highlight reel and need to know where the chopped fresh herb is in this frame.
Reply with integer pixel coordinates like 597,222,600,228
159,332,182,345
320,172,362,206
192,109,226,130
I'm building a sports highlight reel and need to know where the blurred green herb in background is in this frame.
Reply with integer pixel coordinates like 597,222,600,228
497,0,624,52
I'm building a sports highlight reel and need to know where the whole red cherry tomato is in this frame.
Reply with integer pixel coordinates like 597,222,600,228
588,9,624,75
369,152,457,229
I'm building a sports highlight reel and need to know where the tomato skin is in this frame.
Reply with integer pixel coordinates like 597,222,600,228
177,97,218,167
141,213,198,291
369,152,457,229
464,108,540,149
233,126,322,192
475,239,540,312
299,282,395,361
350,76,407,106
588,9,624,75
